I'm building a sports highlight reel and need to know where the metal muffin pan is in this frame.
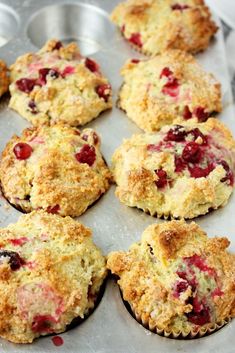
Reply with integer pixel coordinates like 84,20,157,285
0,0,234,352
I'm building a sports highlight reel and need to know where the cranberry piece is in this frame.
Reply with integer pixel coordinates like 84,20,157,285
155,168,168,189
177,270,197,292
0,250,25,271
162,78,180,97
13,142,33,160
219,160,234,186
32,314,56,333
189,163,214,178
129,33,142,48
121,25,125,33
75,144,96,167
184,254,216,277
16,78,37,93
193,107,209,122
172,4,190,11
131,59,140,64
28,100,38,114
174,155,187,173
38,68,50,85
183,105,192,120
186,298,210,326
85,58,99,73
182,142,202,163
52,336,64,347
165,125,186,142
62,66,75,77
47,204,60,214
95,84,111,102
38,68,59,85
174,280,189,297
211,287,224,298
53,41,63,50
188,128,208,145
81,134,88,141
160,67,173,79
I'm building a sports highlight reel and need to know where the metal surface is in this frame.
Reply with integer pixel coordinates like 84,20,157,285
0,1,234,352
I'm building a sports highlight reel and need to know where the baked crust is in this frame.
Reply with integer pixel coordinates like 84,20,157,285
9,39,112,126
0,211,107,343
112,118,235,219
0,59,9,97
118,50,221,132
111,0,217,56
0,124,112,216
107,220,235,335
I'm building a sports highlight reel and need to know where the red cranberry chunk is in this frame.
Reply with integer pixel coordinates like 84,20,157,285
53,41,63,50
121,24,125,33
172,4,190,11
174,155,187,173
32,314,56,333
52,336,64,347
129,33,142,47
0,250,25,271
165,125,186,142
47,204,60,214
85,58,99,73
16,78,37,93
186,298,210,326
95,84,111,102
183,105,192,120
188,128,208,145
155,168,168,189
177,270,197,292
81,134,88,141
189,163,214,178
182,142,202,163
75,144,96,167
131,59,140,64
160,67,173,79
38,68,60,85
13,142,33,160
184,254,216,277
162,78,180,97
219,160,234,186
193,107,209,122
28,100,38,114
173,280,189,298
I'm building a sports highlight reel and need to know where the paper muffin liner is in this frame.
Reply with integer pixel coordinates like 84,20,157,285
127,302,231,339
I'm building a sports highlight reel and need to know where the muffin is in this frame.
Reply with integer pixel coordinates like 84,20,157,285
9,39,112,126
0,211,107,343
118,50,221,132
111,0,217,56
0,59,9,97
0,124,112,216
112,119,235,219
107,220,235,337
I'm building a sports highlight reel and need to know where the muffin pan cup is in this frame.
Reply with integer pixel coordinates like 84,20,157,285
0,0,234,352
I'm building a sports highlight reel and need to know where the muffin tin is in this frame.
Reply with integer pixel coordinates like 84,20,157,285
0,0,234,352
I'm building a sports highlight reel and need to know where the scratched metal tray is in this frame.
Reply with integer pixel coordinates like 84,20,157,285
0,0,234,352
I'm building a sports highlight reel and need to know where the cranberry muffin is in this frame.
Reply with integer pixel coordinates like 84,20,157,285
118,50,221,132
0,211,107,343
107,220,235,337
0,125,112,216
111,0,217,56
9,39,112,126
112,119,235,219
